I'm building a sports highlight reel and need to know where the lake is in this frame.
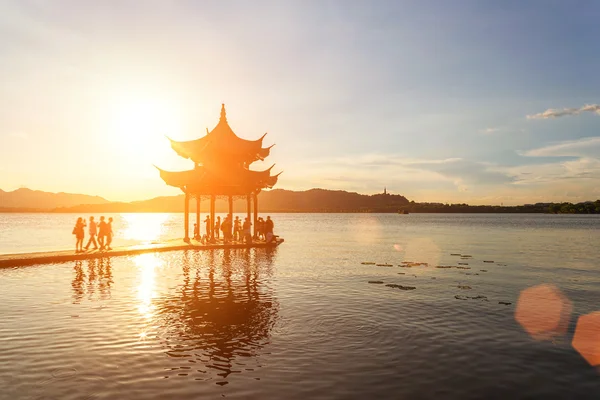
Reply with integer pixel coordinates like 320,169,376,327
1,213,600,399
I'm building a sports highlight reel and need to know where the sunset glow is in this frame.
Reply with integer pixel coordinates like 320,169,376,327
1,1,599,205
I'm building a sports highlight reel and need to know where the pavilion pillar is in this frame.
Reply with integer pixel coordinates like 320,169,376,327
253,193,258,238
184,192,190,242
196,196,201,239
210,195,216,241
228,195,234,242
246,194,251,222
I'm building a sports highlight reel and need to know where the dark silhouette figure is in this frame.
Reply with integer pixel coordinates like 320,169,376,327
193,223,200,240
204,216,211,242
233,217,241,242
243,218,252,244
84,216,98,251
256,217,265,240
73,217,86,252
265,216,275,243
106,217,114,250
98,216,108,250
265,216,274,234
221,215,231,243
215,216,221,239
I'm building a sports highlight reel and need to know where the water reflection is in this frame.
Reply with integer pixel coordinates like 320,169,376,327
134,253,162,319
72,258,113,303
156,248,279,385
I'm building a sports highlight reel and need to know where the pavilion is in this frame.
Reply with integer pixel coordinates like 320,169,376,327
156,104,281,242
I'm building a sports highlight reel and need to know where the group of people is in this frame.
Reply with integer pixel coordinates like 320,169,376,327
73,216,114,253
193,215,275,244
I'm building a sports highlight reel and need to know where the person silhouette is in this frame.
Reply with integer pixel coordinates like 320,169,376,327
234,216,241,242
204,216,211,242
73,217,86,252
265,216,274,235
193,223,200,240
84,216,98,251
98,216,108,250
243,218,252,244
106,217,114,250
214,216,221,239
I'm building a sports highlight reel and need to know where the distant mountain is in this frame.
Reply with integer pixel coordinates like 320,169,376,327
259,189,410,212
1,187,598,214
0,188,110,210
0,188,410,213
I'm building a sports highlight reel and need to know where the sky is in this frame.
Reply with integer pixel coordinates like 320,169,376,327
1,0,600,205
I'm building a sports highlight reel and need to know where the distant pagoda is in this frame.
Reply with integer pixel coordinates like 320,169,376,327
156,104,281,242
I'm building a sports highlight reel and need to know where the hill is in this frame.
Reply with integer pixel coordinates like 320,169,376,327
0,188,410,213
0,188,110,210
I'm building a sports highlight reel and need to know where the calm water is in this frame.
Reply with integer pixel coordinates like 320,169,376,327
1,213,600,399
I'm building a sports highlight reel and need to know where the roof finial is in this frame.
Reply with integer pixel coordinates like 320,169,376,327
384,187,387,195
220,103,227,123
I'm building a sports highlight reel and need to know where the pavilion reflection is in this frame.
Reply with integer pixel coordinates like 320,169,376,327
155,248,279,384
72,258,113,303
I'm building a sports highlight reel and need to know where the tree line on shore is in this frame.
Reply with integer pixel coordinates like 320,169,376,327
397,200,600,214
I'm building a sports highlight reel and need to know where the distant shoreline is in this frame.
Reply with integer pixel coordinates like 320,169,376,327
2,209,599,215
2,187,598,214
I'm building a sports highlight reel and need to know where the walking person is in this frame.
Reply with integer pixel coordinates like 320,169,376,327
98,216,108,250
73,217,86,252
214,216,221,239
106,217,114,250
84,216,98,251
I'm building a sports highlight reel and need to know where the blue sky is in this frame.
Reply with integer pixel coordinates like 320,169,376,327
1,0,599,205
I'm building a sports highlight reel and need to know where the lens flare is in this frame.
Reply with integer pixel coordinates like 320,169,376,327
572,312,600,367
515,284,572,341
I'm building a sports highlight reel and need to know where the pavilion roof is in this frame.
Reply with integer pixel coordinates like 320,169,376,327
168,104,274,165
156,165,281,196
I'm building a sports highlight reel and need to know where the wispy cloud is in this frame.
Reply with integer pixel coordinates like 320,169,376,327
521,137,600,157
512,137,600,188
478,127,499,134
527,104,600,119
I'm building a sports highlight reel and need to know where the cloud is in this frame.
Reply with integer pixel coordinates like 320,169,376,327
479,127,499,134
521,137,600,157
512,137,600,187
527,104,600,119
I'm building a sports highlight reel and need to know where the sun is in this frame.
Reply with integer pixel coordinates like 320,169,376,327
109,95,182,172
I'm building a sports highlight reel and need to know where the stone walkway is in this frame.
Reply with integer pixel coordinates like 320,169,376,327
0,238,284,268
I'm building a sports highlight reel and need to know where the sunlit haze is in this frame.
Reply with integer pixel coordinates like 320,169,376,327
1,1,599,205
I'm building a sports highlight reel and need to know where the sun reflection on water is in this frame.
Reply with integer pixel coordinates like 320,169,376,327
121,213,170,243
135,253,163,319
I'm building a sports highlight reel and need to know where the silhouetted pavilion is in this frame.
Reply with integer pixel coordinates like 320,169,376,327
156,104,280,242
